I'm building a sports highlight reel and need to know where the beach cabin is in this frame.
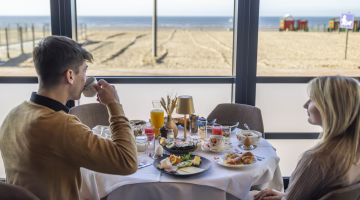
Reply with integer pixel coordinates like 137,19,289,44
279,14,295,31
354,18,360,32
296,19,308,31
328,18,338,32
328,18,342,32
328,17,360,32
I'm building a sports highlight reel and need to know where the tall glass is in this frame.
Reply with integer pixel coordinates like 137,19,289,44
150,100,164,138
198,118,207,141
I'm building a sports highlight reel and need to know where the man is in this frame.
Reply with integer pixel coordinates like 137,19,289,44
0,35,138,199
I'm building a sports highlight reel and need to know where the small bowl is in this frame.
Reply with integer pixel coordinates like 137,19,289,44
236,129,262,145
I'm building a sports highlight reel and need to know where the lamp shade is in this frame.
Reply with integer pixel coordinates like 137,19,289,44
176,95,195,114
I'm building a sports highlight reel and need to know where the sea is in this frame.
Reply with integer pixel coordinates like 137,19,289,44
0,16,335,29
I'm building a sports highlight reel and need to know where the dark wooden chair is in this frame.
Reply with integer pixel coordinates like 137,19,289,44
103,182,239,200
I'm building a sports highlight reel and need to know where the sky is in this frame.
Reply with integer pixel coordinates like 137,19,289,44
0,0,359,17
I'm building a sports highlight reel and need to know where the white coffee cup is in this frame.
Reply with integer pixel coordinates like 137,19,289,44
209,135,223,151
83,77,97,97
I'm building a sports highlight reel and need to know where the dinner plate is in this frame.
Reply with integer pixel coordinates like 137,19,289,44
214,156,257,168
153,154,211,176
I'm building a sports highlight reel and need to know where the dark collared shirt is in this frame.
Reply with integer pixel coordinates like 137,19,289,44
30,92,69,113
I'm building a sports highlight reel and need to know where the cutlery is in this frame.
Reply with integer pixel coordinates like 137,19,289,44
138,163,152,169
243,123,250,130
255,156,265,161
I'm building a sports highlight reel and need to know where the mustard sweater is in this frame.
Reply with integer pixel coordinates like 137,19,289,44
0,101,138,200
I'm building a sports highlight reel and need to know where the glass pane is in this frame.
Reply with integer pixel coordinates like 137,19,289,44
77,0,234,76
79,83,233,119
258,0,360,76
0,0,51,76
269,139,319,176
256,83,322,132
0,83,232,178
256,83,322,175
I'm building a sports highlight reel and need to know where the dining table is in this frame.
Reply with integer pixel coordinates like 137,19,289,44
80,128,283,200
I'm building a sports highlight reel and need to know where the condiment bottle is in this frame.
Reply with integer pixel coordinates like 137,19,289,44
145,127,155,158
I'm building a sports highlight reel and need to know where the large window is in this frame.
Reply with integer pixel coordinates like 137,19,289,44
258,0,360,76
77,0,234,76
0,0,50,76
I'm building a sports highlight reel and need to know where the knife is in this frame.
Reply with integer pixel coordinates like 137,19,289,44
138,163,152,169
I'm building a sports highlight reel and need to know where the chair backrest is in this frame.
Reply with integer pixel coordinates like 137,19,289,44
207,103,264,134
69,103,109,129
318,182,360,200
103,182,239,200
0,182,40,200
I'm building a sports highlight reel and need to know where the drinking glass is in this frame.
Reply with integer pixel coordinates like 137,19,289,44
222,126,231,147
211,125,223,135
240,136,256,150
197,118,207,141
150,100,164,138
167,129,175,142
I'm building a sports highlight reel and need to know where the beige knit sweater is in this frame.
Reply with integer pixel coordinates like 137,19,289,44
0,101,138,200
284,151,360,199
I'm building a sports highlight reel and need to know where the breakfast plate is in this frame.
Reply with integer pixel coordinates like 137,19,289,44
154,154,211,176
214,152,258,168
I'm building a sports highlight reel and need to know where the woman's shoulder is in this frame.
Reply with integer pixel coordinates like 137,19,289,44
298,149,334,171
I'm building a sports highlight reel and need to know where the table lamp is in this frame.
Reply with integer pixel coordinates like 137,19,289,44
176,95,195,140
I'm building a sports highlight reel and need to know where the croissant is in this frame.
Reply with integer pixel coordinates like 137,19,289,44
241,152,255,164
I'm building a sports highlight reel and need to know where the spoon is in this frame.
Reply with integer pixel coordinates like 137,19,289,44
243,123,250,130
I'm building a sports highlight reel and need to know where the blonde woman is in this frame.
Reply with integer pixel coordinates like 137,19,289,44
255,76,360,200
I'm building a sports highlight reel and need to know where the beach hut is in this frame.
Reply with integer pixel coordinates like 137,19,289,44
296,19,308,31
354,18,360,32
328,18,340,32
279,14,295,31
328,17,360,32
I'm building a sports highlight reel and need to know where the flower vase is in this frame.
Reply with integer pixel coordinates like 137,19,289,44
166,115,178,138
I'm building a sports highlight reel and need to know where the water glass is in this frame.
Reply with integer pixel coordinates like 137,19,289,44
167,129,175,141
198,118,207,141
222,126,232,147
145,127,156,158
135,136,148,152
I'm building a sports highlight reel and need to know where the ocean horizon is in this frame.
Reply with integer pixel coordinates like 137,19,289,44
0,16,340,29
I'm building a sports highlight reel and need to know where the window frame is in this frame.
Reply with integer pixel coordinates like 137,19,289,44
1,0,359,139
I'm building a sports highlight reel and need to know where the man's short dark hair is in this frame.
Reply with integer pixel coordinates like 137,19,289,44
33,35,93,88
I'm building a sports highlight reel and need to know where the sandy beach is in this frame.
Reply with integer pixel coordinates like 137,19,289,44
0,28,359,76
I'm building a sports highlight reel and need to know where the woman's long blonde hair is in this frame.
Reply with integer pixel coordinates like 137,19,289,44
307,76,360,179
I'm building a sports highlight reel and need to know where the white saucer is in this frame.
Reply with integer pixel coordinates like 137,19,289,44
201,142,225,153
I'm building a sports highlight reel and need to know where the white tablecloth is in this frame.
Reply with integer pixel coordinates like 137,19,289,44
80,133,283,200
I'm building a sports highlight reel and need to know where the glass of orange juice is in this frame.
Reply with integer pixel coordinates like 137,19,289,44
150,100,164,138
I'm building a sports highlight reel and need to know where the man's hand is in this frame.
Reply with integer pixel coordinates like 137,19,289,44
254,188,283,200
93,79,120,105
